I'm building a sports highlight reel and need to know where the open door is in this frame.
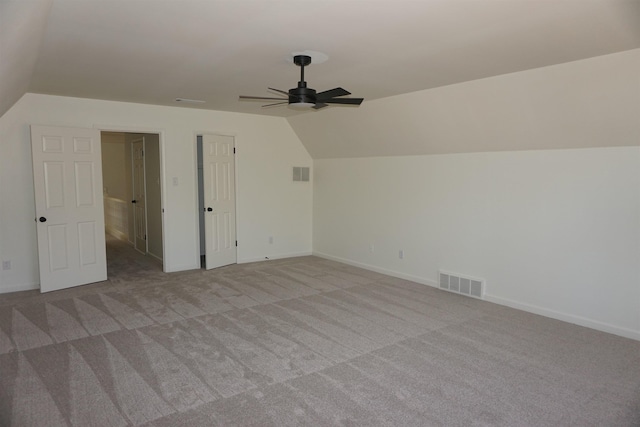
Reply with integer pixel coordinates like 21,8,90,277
31,125,107,292
202,134,237,269
131,138,147,253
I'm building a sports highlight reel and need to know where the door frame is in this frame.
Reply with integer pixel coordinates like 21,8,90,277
194,131,239,269
98,125,166,272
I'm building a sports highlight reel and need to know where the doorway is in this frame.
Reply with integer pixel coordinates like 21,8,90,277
101,131,164,267
197,134,237,269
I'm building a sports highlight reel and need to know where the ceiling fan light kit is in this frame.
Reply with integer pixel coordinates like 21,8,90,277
289,102,315,109
239,54,364,110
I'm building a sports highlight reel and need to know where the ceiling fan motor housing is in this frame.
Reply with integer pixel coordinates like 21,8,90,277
289,86,316,104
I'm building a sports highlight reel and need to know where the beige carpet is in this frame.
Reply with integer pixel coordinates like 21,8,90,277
1,237,639,426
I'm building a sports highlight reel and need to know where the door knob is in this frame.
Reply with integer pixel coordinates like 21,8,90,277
207,207,213,212
39,217,47,222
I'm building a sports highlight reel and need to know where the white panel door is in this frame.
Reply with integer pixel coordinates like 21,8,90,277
202,134,237,269
31,125,107,292
131,138,147,253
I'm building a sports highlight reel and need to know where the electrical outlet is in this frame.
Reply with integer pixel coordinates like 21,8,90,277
268,236,274,244
369,244,374,253
398,250,404,259
2,260,11,270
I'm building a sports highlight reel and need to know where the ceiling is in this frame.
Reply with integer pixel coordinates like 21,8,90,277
2,0,640,119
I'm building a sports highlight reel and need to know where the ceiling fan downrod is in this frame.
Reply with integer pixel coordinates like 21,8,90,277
290,55,315,105
294,54,312,87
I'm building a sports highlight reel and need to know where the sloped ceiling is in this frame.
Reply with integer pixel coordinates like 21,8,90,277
0,0,52,117
1,0,639,157
288,49,640,158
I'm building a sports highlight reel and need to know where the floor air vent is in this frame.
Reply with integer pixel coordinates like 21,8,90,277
439,271,484,299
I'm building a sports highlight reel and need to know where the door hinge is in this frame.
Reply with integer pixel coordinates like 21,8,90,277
233,147,236,154
235,240,238,247
144,235,147,240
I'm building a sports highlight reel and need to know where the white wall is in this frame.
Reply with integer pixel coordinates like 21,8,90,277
101,132,127,199
313,147,640,340
0,93,312,292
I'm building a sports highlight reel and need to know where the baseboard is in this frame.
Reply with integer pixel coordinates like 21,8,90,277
312,251,438,287
312,251,639,342
0,282,39,294
166,251,312,271
239,251,313,264
148,252,163,263
164,263,200,273
484,294,640,341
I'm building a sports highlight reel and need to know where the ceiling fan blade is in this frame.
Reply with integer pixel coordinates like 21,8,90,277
262,101,289,108
313,103,329,110
324,98,364,105
316,87,351,100
239,96,288,101
268,87,291,96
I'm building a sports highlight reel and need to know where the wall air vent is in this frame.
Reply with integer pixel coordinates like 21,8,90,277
439,270,484,299
293,167,310,182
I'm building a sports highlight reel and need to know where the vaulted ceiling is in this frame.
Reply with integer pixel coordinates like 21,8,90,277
2,1,639,158
3,0,640,119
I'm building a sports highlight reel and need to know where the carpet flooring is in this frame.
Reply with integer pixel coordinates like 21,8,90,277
1,237,639,426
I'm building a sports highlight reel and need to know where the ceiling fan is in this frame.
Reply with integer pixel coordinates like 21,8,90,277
239,55,364,110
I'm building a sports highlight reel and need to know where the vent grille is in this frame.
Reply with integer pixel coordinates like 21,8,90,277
439,271,484,299
293,167,310,182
